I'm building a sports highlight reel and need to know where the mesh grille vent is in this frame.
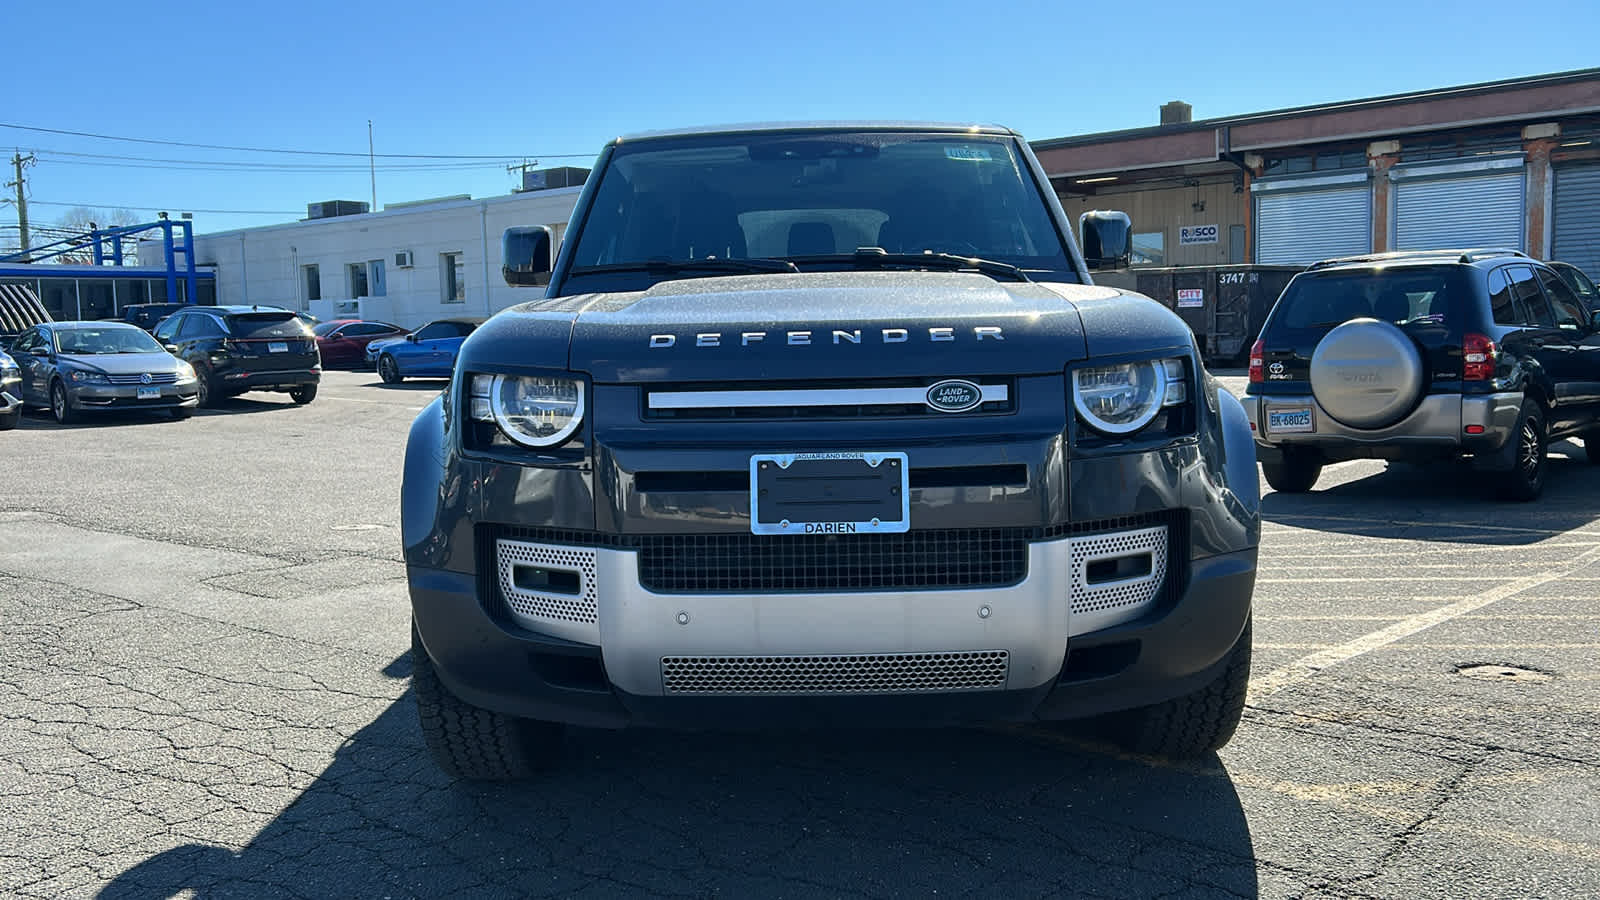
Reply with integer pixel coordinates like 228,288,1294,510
496,540,598,625
1069,526,1168,616
661,651,1009,694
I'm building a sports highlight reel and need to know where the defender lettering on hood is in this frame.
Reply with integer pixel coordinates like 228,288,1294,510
648,326,1005,348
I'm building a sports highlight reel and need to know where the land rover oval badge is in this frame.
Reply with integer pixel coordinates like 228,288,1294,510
925,379,983,413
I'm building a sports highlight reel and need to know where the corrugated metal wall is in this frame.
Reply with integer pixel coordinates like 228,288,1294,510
1552,163,1600,281
1057,180,1246,268
1393,171,1525,251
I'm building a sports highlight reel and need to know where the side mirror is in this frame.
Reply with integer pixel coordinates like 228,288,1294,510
405,333,419,343
1079,210,1133,271
164,344,179,354
31,347,50,358
503,225,553,287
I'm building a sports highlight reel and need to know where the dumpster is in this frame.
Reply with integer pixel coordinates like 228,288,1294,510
1093,264,1302,366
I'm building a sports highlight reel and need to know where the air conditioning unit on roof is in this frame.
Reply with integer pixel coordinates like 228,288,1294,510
394,250,414,268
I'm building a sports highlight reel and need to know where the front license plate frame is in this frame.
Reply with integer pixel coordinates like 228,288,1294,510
1267,406,1315,434
749,451,909,536
135,386,161,400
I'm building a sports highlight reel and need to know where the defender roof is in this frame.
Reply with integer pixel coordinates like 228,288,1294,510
614,121,1018,144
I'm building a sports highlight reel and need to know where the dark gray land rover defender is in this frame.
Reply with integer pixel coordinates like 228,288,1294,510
402,123,1261,778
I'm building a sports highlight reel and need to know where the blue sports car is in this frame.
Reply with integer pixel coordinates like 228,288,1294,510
368,316,485,383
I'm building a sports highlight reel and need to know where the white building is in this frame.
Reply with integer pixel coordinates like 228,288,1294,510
143,182,583,329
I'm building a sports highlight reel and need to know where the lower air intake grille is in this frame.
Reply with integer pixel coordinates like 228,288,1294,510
661,650,1009,694
638,529,1029,593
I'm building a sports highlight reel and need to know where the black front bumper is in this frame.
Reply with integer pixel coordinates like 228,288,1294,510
408,546,1255,730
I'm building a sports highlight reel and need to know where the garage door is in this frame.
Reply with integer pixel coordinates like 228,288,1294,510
1392,162,1525,252
1254,176,1371,265
1552,163,1600,281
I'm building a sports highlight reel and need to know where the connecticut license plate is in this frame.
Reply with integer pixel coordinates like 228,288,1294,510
268,341,289,353
1268,407,1315,434
136,386,161,400
749,452,909,536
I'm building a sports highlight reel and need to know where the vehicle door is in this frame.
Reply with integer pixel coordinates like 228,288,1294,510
13,328,48,404
404,322,450,376
1536,265,1600,431
1501,265,1578,431
342,322,393,360
431,322,476,375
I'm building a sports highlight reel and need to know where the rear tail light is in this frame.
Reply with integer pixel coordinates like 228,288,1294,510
1463,333,1497,381
1248,339,1265,383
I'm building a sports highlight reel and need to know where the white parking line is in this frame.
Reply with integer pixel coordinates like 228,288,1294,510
1248,543,1600,702
324,396,427,411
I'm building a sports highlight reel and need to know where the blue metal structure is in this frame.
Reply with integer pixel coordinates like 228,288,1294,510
0,218,197,304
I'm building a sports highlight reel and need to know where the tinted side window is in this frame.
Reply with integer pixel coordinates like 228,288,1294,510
414,323,449,340
344,323,386,337
1507,266,1553,327
1488,268,1522,326
154,316,183,342
1538,268,1590,328
14,329,38,353
450,322,479,337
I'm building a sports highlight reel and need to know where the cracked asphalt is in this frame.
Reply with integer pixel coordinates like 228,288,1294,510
3,369,1598,898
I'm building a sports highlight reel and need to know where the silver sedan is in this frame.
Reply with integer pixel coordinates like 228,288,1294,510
10,321,200,424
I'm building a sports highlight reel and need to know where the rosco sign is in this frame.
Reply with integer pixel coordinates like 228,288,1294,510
1179,224,1219,245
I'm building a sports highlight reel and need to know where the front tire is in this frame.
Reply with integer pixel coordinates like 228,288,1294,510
379,355,403,384
290,384,318,404
1100,620,1252,759
412,628,563,780
1261,448,1323,493
1581,430,1600,466
50,381,79,425
1495,402,1546,502
0,408,19,430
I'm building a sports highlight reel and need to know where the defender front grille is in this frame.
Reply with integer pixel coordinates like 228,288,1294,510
496,540,598,625
638,529,1029,593
661,650,1009,694
642,377,1015,420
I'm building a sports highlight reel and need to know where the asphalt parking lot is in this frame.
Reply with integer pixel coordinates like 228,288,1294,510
3,369,1598,899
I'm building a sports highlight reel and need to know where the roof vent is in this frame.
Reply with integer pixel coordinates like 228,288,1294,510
305,200,370,220
1160,101,1193,125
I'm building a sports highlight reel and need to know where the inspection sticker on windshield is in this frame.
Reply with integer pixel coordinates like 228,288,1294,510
944,145,994,162
1268,407,1315,434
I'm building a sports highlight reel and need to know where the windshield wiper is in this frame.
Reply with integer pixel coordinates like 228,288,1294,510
571,257,799,276
794,247,1032,282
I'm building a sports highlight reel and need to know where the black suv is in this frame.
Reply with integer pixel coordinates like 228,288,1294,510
120,302,189,332
1242,249,1600,500
154,305,321,407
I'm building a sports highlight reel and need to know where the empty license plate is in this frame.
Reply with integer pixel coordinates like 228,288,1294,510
1268,407,1314,433
268,341,289,353
136,386,161,400
750,452,909,536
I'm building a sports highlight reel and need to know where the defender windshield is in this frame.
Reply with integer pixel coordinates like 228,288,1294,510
565,131,1075,289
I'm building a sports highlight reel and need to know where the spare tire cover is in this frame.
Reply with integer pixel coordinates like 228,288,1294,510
1309,318,1425,429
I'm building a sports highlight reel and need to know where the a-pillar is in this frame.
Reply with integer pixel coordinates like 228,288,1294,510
1367,141,1401,253
1522,123,1561,258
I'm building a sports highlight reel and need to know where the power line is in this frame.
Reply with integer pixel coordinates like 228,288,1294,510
26,199,301,215
0,121,594,161
33,147,515,171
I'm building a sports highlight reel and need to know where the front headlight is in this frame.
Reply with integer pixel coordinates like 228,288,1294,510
175,362,197,382
1072,357,1188,436
471,374,585,448
68,370,110,384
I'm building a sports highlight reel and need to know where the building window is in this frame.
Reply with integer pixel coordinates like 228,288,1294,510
303,265,321,301
367,259,386,297
1131,232,1165,266
441,252,465,303
348,262,369,299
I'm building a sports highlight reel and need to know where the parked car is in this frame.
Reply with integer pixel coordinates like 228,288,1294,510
119,302,189,332
153,305,321,407
312,319,407,368
1549,261,1600,314
1242,248,1600,501
8,322,199,424
0,347,21,429
403,122,1262,779
368,317,484,383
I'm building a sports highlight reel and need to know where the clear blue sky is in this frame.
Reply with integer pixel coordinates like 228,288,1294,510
3,0,1597,237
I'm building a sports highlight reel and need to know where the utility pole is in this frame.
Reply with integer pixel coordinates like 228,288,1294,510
506,158,541,192
367,120,377,212
6,152,36,263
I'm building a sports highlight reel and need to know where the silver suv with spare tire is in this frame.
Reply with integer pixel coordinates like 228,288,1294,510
1241,249,1600,501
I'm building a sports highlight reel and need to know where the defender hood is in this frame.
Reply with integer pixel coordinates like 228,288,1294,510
467,272,1193,382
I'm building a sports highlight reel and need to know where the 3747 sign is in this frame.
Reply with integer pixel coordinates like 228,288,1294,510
1179,224,1219,245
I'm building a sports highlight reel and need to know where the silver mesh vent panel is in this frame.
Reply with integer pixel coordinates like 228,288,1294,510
1069,526,1168,618
496,540,598,625
661,651,1009,694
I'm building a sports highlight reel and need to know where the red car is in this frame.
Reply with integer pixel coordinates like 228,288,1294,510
312,319,407,368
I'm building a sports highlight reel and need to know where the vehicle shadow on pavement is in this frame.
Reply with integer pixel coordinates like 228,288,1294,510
98,656,1259,898
12,408,192,430
359,379,449,392
1261,448,1600,546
